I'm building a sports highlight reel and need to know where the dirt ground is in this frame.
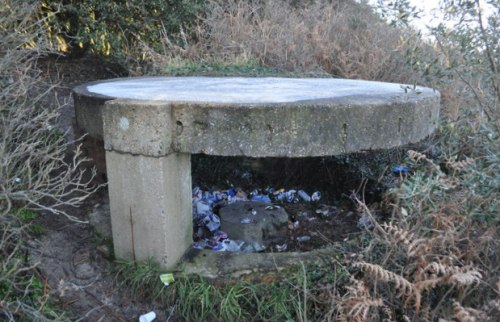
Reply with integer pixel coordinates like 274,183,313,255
30,55,388,321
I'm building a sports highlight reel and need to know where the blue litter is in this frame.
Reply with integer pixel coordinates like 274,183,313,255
251,194,272,203
392,165,409,174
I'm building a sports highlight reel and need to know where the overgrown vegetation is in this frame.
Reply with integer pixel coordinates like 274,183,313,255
1,0,498,320
1,1,98,320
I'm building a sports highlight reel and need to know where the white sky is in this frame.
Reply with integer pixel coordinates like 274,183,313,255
367,0,497,37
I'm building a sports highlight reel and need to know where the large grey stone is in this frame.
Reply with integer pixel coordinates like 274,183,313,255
219,202,288,247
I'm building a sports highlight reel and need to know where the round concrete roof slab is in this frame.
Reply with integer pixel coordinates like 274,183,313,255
84,77,433,104
73,77,440,157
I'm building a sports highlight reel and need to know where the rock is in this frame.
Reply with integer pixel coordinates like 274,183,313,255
88,201,112,240
219,201,288,247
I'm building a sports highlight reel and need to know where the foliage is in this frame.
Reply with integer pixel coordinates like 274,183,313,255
38,0,205,58
1,0,98,320
0,0,99,222
339,130,499,320
431,0,499,119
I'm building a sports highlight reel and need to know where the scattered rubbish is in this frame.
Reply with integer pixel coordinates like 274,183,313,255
297,211,308,217
159,273,175,286
234,190,249,202
296,236,311,242
212,230,228,242
213,239,245,252
276,189,298,203
192,240,209,249
192,186,325,253
251,194,272,203
203,214,221,232
298,190,311,202
139,311,156,322
357,212,374,230
289,220,300,230
242,241,266,252
276,243,288,252
315,204,340,218
392,165,409,175
241,217,252,224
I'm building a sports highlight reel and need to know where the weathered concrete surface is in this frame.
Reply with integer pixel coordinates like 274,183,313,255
178,245,342,279
219,202,288,247
105,151,192,269
74,77,440,158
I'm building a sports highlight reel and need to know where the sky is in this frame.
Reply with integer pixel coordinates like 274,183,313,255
367,0,497,36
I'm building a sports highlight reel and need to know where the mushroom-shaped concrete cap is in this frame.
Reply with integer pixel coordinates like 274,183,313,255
73,76,440,157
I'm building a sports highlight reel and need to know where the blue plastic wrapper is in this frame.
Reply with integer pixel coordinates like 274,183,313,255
227,187,237,197
276,189,298,203
392,165,409,174
251,194,272,203
298,190,311,202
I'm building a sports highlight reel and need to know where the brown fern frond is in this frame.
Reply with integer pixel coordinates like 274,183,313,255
448,270,482,287
445,157,475,173
408,150,428,163
453,301,488,322
423,262,458,277
355,262,415,296
415,277,443,292
382,222,415,246
347,298,385,321
407,150,440,171
408,238,429,257
338,279,384,322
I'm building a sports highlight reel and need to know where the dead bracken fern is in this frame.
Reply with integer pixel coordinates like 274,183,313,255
407,150,440,171
381,222,414,246
354,262,415,297
347,204,493,321
445,157,475,173
453,301,488,322
338,279,387,322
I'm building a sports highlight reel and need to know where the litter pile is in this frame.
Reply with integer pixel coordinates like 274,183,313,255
192,187,321,252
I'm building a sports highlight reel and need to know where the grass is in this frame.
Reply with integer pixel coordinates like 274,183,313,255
0,215,67,321
114,255,349,321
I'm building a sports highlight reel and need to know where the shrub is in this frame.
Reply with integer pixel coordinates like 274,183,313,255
38,0,205,59
1,0,99,320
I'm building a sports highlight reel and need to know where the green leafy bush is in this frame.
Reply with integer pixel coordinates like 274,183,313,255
39,0,205,58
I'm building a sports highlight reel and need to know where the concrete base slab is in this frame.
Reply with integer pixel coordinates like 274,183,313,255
105,151,192,269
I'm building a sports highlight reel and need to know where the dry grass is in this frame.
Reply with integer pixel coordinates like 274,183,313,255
140,0,421,83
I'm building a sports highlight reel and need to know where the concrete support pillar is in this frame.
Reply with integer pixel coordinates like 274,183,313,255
105,151,192,269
